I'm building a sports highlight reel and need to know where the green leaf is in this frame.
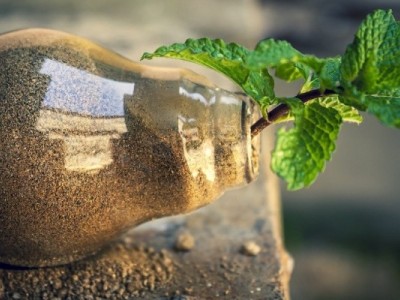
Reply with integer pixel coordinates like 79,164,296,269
312,96,362,124
141,38,276,111
246,39,325,82
365,92,400,128
275,61,314,82
341,10,400,90
273,95,362,125
298,57,341,94
271,99,342,190
246,39,300,68
340,9,400,127
319,57,341,90
300,73,320,93
340,89,400,127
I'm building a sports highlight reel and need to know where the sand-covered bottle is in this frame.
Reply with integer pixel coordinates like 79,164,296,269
0,29,260,267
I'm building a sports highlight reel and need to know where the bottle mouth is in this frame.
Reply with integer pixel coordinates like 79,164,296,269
240,94,260,184
212,90,260,189
174,80,260,191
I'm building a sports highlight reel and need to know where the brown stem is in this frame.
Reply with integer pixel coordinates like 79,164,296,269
250,89,337,137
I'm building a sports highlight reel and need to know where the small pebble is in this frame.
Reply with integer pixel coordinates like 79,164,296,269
240,241,261,256
174,232,195,251
12,292,21,299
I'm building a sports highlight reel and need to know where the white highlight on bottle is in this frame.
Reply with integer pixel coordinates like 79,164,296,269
36,59,134,173
179,86,216,106
178,115,216,182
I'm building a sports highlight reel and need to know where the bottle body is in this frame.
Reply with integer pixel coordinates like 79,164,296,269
0,29,259,266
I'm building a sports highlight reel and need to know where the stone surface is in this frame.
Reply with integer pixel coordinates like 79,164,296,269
241,241,262,256
174,232,195,252
0,0,290,299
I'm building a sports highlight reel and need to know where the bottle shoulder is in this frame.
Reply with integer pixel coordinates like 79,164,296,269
0,28,216,89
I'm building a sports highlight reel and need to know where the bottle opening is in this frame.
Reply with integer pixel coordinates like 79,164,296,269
241,94,261,184
211,90,260,190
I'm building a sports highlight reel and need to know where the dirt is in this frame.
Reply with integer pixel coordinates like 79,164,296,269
0,236,273,299
174,232,195,252
0,242,174,299
240,241,262,256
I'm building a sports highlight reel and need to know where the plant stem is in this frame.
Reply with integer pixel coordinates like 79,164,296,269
250,89,336,137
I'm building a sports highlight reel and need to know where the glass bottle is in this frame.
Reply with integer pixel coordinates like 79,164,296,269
0,28,260,266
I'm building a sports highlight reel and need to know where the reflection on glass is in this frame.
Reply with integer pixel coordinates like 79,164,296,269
36,59,134,173
220,94,241,106
40,59,134,116
178,114,216,182
176,83,251,184
179,86,216,106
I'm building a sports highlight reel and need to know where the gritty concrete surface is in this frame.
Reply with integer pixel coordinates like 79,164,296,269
0,1,290,299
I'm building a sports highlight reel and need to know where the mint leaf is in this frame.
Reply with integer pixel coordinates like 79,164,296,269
300,73,320,93
246,39,321,72
313,96,362,124
341,10,400,90
246,39,325,82
246,39,300,69
275,61,310,82
341,88,400,127
273,95,362,125
365,92,400,128
271,99,342,190
141,38,276,111
247,39,343,97
247,39,308,81
319,57,341,91
340,9,400,127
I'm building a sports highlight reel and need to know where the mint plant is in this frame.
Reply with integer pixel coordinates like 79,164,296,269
142,9,400,190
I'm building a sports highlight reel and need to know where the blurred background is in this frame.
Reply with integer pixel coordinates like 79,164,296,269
0,0,399,299
261,1,400,299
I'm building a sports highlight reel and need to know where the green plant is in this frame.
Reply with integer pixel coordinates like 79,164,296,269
142,9,400,190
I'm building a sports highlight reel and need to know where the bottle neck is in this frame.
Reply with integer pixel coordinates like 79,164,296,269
212,90,260,190
173,79,260,192
171,82,260,212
